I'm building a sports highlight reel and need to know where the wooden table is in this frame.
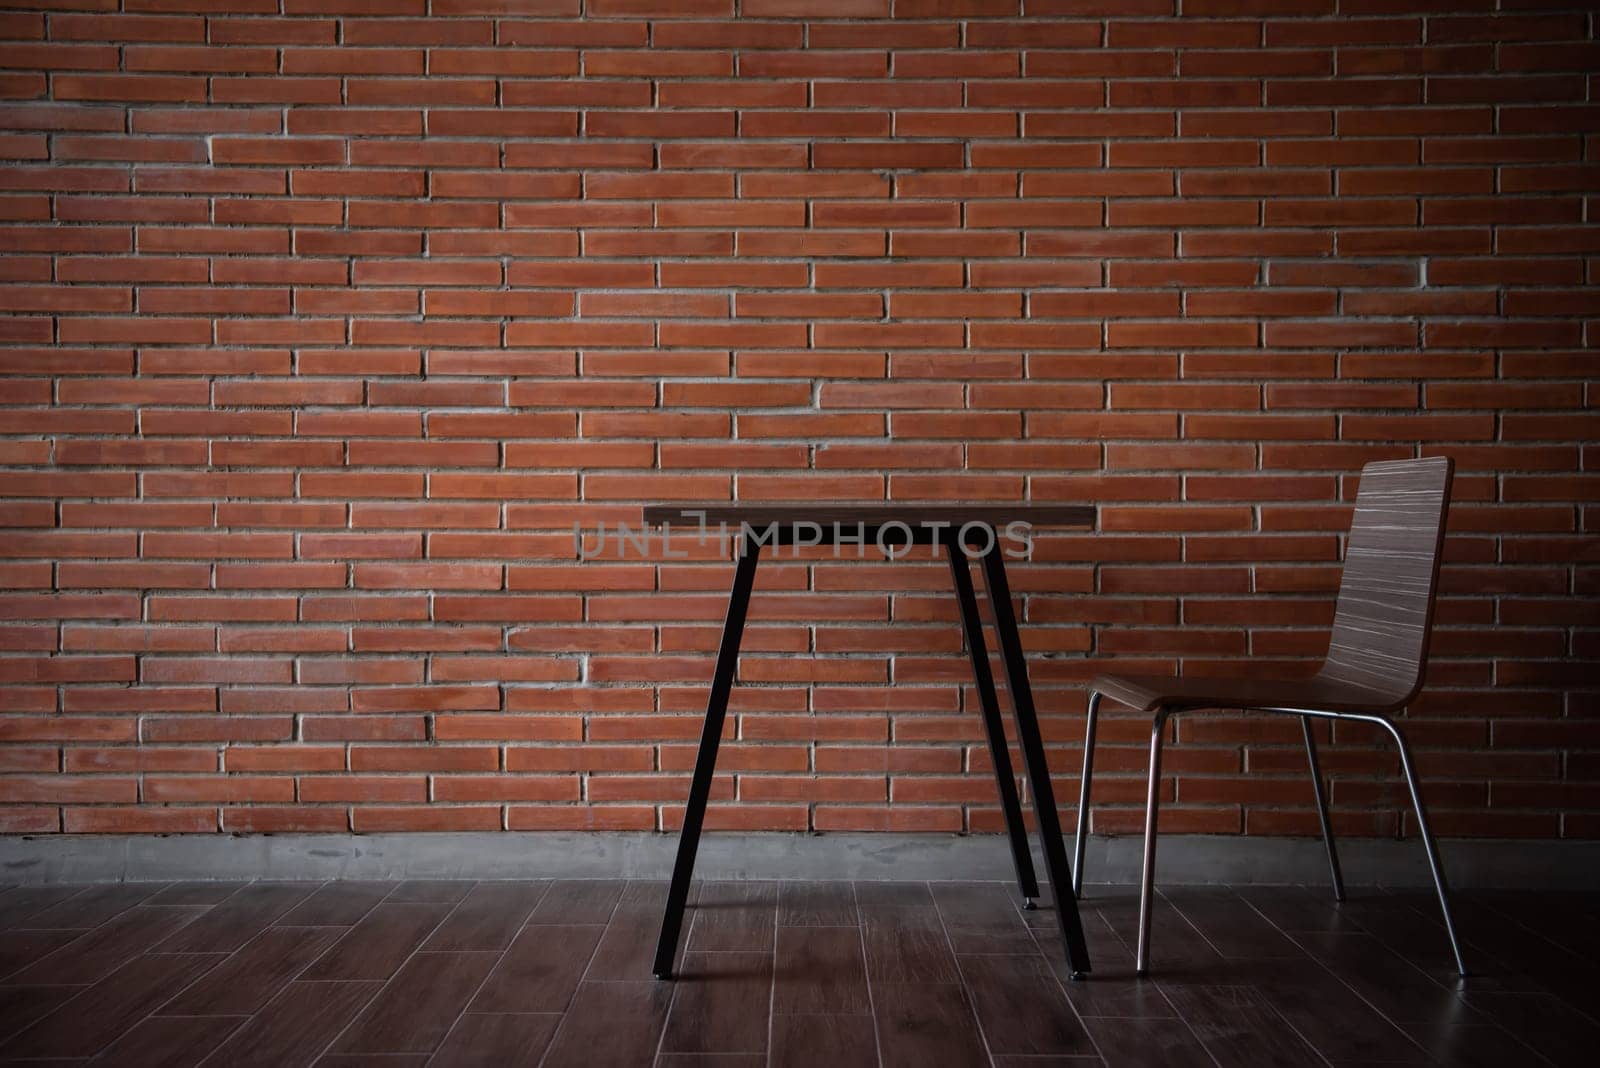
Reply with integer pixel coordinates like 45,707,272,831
646,503,1097,981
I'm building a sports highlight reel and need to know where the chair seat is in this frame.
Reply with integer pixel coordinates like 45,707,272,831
1091,670,1401,716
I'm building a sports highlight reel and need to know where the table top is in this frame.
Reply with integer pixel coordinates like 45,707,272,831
642,503,1096,530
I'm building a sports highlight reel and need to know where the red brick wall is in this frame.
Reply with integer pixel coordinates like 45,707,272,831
1,0,1595,840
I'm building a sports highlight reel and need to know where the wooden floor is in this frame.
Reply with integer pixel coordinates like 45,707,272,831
0,879,1595,1066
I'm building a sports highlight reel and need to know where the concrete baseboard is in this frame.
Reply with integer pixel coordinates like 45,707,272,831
3,832,1597,889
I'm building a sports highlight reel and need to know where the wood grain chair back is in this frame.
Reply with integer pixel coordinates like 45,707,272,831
1317,456,1454,708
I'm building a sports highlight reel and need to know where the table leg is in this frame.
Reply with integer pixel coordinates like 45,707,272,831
945,540,1041,904
979,545,1093,978
653,536,762,980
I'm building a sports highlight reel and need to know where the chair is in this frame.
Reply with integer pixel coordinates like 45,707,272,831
1072,456,1468,976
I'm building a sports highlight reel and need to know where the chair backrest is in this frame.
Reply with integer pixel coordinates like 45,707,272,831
1317,456,1454,708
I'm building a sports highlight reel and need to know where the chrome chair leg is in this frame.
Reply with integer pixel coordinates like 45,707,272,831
1301,715,1346,902
1135,706,1170,976
1373,715,1469,977
1072,690,1100,900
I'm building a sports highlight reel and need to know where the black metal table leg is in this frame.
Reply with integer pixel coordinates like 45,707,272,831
653,535,762,980
979,545,1093,978
945,539,1041,905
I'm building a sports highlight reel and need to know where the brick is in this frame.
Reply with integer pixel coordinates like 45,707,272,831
507,806,654,830
348,806,498,831
299,775,424,804
300,597,422,620
0,775,137,804
65,807,216,833
349,746,497,773
144,775,294,803
432,775,579,802
140,658,294,684
812,141,965,170
350,686,501,713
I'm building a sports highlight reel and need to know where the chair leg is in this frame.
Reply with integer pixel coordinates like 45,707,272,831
945,540,1040,906
1373,715,1469,977
1135,706,1171,976
1072,690,1100,900
1301,715,1346,902
652,537,761,981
